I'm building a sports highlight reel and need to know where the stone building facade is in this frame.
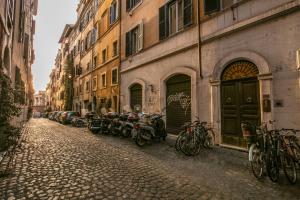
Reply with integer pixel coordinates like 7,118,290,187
200,0,300,148
119,0,300,148
32,90,46,114
120,0,200,133
1,0,37,126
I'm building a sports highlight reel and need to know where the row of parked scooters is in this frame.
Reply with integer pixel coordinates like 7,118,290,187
48,110,167,147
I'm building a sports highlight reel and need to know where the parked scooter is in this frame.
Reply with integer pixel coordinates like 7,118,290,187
132,113,167,147
102,112,119,134
121,112,140,137
109,113,128,136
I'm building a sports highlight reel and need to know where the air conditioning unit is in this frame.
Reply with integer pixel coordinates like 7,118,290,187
297,49,300,69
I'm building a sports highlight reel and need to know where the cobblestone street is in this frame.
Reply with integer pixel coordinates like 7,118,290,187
0,119,299,200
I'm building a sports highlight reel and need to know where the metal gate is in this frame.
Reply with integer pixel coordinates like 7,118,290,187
166,74,191,134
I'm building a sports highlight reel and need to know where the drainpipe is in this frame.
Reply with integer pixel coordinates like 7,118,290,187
197,0,203,79
118,0,122,113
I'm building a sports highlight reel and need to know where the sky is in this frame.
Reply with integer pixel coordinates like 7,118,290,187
32,0,78,92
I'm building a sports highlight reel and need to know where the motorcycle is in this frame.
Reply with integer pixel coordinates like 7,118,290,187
103,112,119,134
120,113,140,138
88,116,102,134
132,113,167,147
109,113,124,136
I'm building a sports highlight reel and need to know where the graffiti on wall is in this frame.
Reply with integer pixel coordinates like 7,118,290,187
167,92,191,116
147,91,159,113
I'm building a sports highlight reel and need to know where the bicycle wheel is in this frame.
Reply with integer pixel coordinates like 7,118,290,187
180,135,196,156
249,144,264,179
282,152,297,184
204,129,215,149
266,149,279,182
175,131,185,152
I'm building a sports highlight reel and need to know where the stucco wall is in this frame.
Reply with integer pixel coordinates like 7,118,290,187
201,11,300,129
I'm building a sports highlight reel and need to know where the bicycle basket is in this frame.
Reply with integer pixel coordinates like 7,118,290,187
241,122,255,138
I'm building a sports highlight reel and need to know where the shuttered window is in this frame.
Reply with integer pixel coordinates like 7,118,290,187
159,5,168,40
159,0,192,40
183,0,192,27
125,23,143,57
126,0,141,11
204,0,220,15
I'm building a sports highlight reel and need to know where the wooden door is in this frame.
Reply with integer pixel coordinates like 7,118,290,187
221,78,260,147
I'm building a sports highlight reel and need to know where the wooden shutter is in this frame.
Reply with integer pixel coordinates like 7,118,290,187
138,22,143,51
183,0,193,27
159,5,168,40
109,5,113,24
126,0,131,11
116,0,119,19
125,32,132,57
204,0,220,15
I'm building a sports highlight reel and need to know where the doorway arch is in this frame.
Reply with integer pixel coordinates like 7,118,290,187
221,60,260,147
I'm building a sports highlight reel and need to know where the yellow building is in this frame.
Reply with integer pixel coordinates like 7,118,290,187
69,0,120,115
92,0,120,113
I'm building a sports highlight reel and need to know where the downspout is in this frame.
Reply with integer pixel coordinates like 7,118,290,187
197,0,203,79
118,0,122,113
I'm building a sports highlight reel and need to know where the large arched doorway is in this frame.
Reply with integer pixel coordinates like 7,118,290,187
221,61,260,147
166,74,191,134
130,83,142,110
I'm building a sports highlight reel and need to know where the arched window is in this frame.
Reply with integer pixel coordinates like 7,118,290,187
222,61,259,81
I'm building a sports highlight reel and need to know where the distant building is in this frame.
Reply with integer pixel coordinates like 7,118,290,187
32,91,46,116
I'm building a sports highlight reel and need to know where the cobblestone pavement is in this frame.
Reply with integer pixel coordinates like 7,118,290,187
0,119,299,200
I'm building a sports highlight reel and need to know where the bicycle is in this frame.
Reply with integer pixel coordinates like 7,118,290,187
242,121,272,179
175,121,215,156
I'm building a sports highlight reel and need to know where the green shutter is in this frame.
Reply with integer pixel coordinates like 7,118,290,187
183,0,193,27
159,5,168,40
125,32,132,57
126,0,131,11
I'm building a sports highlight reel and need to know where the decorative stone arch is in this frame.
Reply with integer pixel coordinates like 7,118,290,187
209,50,273,147
160,66,198,122
127,78,147,111
212,50,271,81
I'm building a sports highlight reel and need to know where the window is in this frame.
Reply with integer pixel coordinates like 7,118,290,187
113,40,118,57
126,0,141,11
109,1,118,25
91,24,98,44
204,0,220,15
93,55,98,68
101,73,107,88
87,62,91,72
125,23,143,57
204,0,241,15
86,81,90,92
79,84,83,94
159,0,192,40
100,10,108,36
102,48,107,63
111,68,118,85
92,76,97,91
